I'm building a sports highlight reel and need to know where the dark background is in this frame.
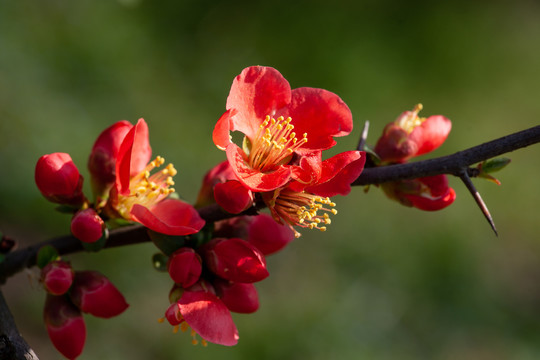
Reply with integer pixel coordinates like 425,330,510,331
1,1,540,359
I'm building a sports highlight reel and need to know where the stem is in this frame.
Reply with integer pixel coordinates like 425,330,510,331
1,125,540,284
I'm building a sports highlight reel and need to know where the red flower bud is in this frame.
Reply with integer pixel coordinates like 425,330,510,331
247,214,295,255
214,279,259,314
44,294,86,360
41,261,74,296
70,208,105,243
69,271,129,319
87,120,133,197
167,248,202,288
35,153,85,206
202,238,269,283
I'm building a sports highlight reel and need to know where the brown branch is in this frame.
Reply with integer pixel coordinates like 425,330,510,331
1,125,539,284
0,290,39,360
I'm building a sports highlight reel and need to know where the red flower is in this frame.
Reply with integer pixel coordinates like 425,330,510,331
41,261,74,296
35,152,85,207
69,271,129,319
381,175,456,211
374,104,456,211
44,294,86,360
375,104,452,163
70,208,105,243
245,214,294,255
165,290,239,346
201,238,269,283
213,66,355,192
105,118,205,236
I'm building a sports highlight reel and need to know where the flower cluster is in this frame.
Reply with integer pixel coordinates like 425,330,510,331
35,119,205,240
158,213,294,346
41,258,128,359
210,66,366,237
373,104,456,210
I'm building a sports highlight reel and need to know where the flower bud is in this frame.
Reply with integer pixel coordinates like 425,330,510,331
214,279,259,314
201,238,269,283
44,294,86,360
167,248,202,288
41,260,74,296
87,120,133,198
69,271,129,319
195,160,234,208
70,208,105,243
35,152,85,206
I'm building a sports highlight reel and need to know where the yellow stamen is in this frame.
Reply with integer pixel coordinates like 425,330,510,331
248,116,308,172
115,156,177,219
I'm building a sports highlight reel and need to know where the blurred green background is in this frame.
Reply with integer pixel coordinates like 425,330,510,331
1,0,540,359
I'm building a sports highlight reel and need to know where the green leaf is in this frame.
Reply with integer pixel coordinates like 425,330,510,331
36,245,59,269
152,253,169,272
480,157,511,173
54,204,79,214
0,253,5,264
147,230,187,256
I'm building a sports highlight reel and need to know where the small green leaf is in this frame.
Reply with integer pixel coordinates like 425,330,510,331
107,218,134,229
147,230,187,256
480,157,511,173
0,253,5,264
36,245,59,269
152,253,169,272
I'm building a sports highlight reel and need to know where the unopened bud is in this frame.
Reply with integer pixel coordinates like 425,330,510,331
70,208,105,243
41,260,74,296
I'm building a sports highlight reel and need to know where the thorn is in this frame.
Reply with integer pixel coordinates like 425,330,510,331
459,170,498,236
357,120,370,151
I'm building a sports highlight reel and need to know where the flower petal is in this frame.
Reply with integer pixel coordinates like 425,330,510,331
226,66,292,141
278,87,353,152
214,180,254,214
130,199,205,236
410,115,452,157
115,119,152,196
305,151,366,197
226,144,292,191
212,109,236,150
178,291,239,346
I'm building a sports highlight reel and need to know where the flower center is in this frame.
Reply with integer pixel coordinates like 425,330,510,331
248,115,307,172
398,103,426,134
158,308,208,347
116,156,176,219
266,188,337,238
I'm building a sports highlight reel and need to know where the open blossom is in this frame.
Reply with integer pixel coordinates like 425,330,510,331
99,118,205,235
213,66,358,192
374,104,456,211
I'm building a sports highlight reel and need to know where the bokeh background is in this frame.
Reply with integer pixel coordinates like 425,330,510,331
1,0,540,359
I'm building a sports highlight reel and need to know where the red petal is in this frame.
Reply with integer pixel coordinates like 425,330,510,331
214,279,259,314
277,87,353,152
178,291,239,346
214,180,254,214
410,115,452,157
305,151,366,197
226,144,292,191
226,66,292,141
247,213,295,255
405,187,456,211
115,119,152,196
212,109,236,150
130,199,205,236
